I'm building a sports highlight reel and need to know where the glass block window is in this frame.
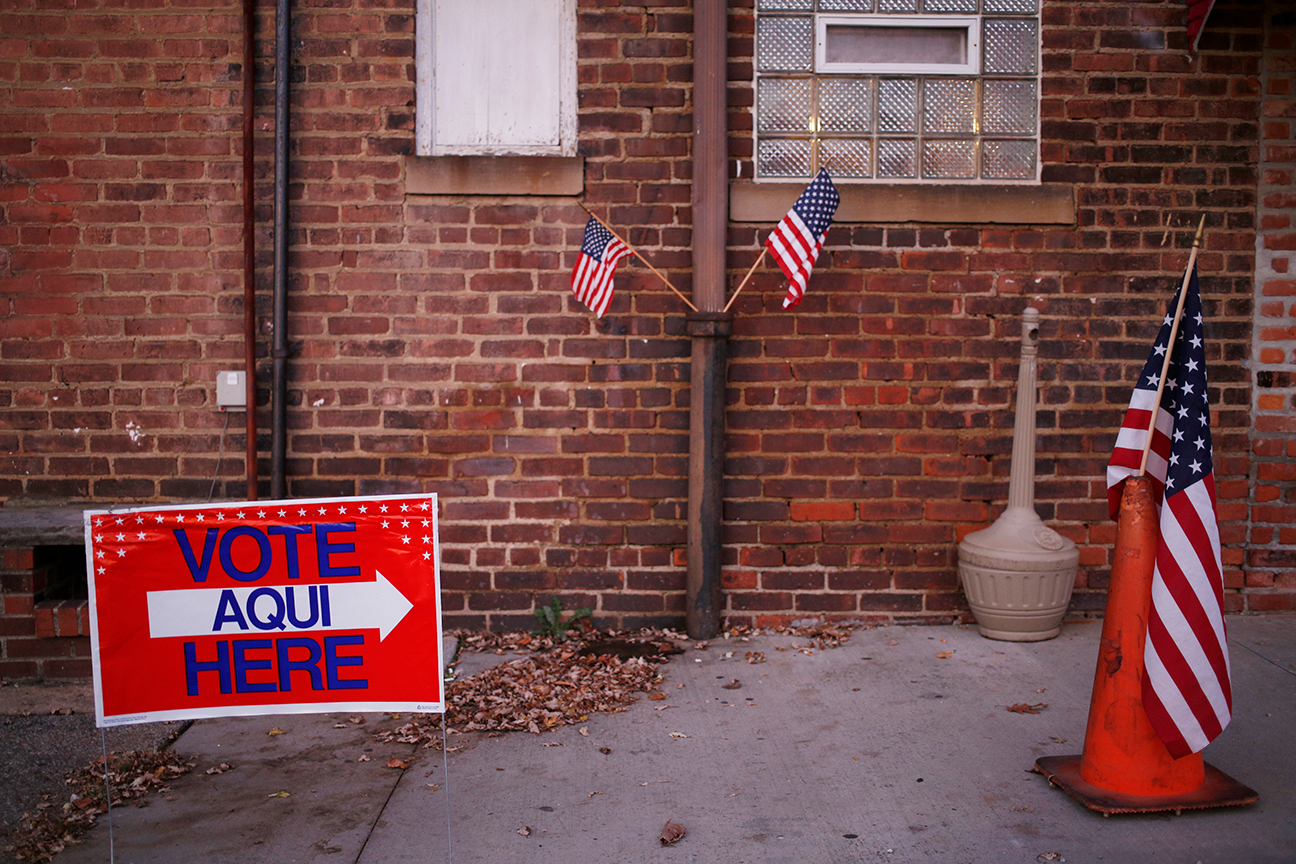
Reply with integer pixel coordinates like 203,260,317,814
754,0,1038,182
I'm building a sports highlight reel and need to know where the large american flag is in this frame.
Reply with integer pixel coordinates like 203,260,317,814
767,168,840,309
571,217,633,318
1106,265,1231,758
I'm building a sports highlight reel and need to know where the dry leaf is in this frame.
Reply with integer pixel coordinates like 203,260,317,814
1007,703,1048,714
268,791,290,798
660,820,686,846
649,692,667,701
541,741,565,747
578,726,590,737
387,757,411,770
745,651,766,664
588,790,603,798
721,679,742,690
204,763,233,775
517,826,532,837
358,755,371,762
1036,854,1066,863
669,731,689,739
268,727,286,736
349,716,366,724
936,650,955,659
598,747,611,755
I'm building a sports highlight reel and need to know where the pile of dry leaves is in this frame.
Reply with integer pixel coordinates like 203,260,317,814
380,629,683,747
9,750,192,863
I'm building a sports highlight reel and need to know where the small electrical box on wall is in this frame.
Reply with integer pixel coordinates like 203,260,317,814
216,371,247,411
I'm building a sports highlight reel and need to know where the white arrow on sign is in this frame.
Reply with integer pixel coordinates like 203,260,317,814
146,571,414,642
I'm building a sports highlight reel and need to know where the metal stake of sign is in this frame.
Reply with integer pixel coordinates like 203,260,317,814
101,730,115,864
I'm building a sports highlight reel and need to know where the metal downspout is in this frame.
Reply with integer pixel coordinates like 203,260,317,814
242,0,258,501
269,0,290,499
686,0,729,639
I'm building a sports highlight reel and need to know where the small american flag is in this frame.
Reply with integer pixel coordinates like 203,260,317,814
1106,265,1231,757
571,217,633,318
766,168,840,309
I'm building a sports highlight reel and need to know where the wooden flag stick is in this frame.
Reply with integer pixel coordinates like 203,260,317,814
722,246,768,314
1138,214,1207,476
578,204,697,312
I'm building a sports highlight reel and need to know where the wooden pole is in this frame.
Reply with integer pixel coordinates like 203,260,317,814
1138,215,1207,476
722,246,768,313
578,204,698,312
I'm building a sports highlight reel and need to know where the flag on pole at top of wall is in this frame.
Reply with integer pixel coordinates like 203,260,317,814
1186,0,1217,50
1106,265,1232,758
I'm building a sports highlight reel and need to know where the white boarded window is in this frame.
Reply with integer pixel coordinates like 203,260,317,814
416,0,577,157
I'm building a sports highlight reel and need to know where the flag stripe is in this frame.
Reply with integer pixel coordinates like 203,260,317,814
1147,576,1228,733
1156,485,1231,693
1146,601,1226,751
1142,638,1201,758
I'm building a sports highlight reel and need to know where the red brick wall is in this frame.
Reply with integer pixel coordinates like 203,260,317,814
0,0,1290,638
1250,0,1296,610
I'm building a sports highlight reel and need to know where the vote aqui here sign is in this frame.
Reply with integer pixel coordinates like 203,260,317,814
85,494,444,726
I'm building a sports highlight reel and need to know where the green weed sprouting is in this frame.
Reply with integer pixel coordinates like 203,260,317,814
531,598,592,642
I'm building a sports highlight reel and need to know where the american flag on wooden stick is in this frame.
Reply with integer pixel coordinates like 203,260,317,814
766,168,839,309
571,217,633,318
1106,265,1231,758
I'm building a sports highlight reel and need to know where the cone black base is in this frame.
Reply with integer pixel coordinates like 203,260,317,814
1035,755,1258,815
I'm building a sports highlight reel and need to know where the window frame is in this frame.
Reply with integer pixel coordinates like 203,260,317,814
815,15,981,76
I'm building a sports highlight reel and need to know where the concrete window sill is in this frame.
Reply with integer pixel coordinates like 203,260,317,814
406,156,585,197
730,180,1075,225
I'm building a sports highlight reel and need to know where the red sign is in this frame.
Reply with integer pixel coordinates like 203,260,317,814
85,495,443,726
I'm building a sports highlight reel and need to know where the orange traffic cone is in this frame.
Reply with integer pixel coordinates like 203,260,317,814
1035,476,1256,814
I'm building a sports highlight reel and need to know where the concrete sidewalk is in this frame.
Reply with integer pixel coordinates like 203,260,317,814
52,616,1296,864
